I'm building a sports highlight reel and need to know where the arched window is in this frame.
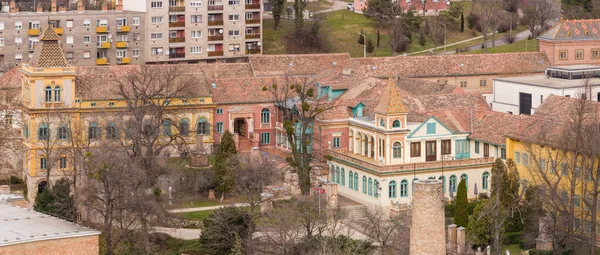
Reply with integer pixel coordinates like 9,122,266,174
400,180,408,197
88,122,100,140
449,175,457,193
349,171,353,189
393,142,402,158
362,176,367,193
45,86,52,102
482,172,490,190
197,118,210,135
392,120,401,128
379,119,385,127
106,123,118,139
460,174,468,191
335,166,340,184
57,125,68,140
180,119,190,136
439,176,446,193
261,108,270,124
374,180,380,198
389,180,397,198
163,120,171,136
54,86,61,102
38,123,49,141
341,168,345,186
354,173,359,191
368,178,373,196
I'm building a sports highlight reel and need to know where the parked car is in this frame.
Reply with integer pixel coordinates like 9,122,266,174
347,3,354,10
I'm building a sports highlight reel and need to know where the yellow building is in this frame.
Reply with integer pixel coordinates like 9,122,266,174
20,26,215,201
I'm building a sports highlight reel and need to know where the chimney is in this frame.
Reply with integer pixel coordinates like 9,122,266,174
51,0,57,12
101,2,108,11
77,1,85,12
9,0,15,13
36,3,42,13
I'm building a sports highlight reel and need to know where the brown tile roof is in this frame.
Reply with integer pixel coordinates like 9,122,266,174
539,19,600,41
210,76,306,104
534,95,600,122
249,53,353,76
351,52,550,78
0,68,23,89
395,78,461,95
374,79,408,114
29,26,69,68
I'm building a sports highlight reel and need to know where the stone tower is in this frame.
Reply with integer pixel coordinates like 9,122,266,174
409,179,446,255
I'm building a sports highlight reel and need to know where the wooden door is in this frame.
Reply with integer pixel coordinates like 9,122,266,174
484,143,489,157
426,141,437,162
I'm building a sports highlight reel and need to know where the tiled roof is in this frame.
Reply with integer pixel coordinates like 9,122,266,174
399,0,450,12
210,76,305,104
534,95,600,123
351,52,550,78
374,79,408,114
0,68,23,89
249,53,353,76
539,19,600,41
395,78,462,95
29,25,69,68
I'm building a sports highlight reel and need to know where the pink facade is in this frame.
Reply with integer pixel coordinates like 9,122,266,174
313,123,350,161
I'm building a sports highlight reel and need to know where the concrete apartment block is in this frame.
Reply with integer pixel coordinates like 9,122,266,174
0,1,146,67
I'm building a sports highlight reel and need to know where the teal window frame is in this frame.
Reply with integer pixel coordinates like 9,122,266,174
349,171,353,189
354,173,359,191
332,137,340,148
460,174,468,191
482,172,490,189
475,141,480,153
389,180,397,198
393,142,402,158
368,178,373,196
38,124,49,141
180,119,190,136
439,176,446,193
426,123,436,134
362,176,367,193
261,108,270,124
260,132,270,144
163,120,171,136
374,180,379,198
341,168,345,186
392,120,400,128
400,180,408,197
449,175,457,193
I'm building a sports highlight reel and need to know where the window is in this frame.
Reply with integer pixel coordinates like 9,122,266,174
133,17,141,25
229,0,239,5
23,124,29,138
400,180,408,197
116,18,127,27
197,118,209,135
500,148,506,159
63,20,73,28
151,33,163,40
83,19,91,27
116,50,126,58
191,30,202,38
45,86,52,102
228,30,240,36
15,21,22,29
575,195,581,207
0,38,4,46
389,181,397,198
368,178,373,196
151,47,163,55
91,102,96,107
216,109,224,114
261,108,270,124
54,86,61,102
393,142,402,158
559,50,567,60
40,158,47,170
460,80,467,87
151,16,164,24
332,137,340,148
216,122,224,133
191,15,202,23
151,1,163,8
163,120,172,136
474,141,480,154
348,171,354,189
83,51,91,59
261,132,270,144
482,172,489,189
426,123,436,134
59,157,67,169
515,151,521,163
96,19,108,27
89,122,100,140
245,12,253,20
449,175,457,192
0,22,4,30
377,119,384,127
391,120,401,128
229,14,240,21
15,37,22,46
103,123,117,139
39,124,49,141
179,119,189,136
480,79,487,87
354,173,358,191
191,0,203,6
82,35,91,44
439,176,446,193
522,153,529,165
108,102,115,107
591,49,600,59
130,49,139,57
575,49,584,60
65,36,74,44
191,46,202,53
341,168,345,186
410,142,421,157
57,125,68,140
228,43,240,51
442,139,451,155
362,176,367,193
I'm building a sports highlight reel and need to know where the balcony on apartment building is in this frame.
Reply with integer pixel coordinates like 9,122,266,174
168,48,185,58
169,37,186,43
208,35,223,41
245,18,260,25
208,51,224,57
208,44,224,57
116,41,129,48
208,15,224,26
96,57,109,65
245,0,260,9
117,26,131,32
97,42,111,49
117,57,131,65
246,28,260,39
28,28,39,36
169,15,186,27
96,26,109,33
208,2,224,10
245,49,260,54
48,21,63,35
169,0,186,12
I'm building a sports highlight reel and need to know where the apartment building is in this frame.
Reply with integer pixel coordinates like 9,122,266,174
127,0,262,63
0,1,145,66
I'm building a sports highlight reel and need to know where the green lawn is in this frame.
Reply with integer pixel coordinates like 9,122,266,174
171,199,220,209
177,210,215,221
502,244,522,254
466,38,539,54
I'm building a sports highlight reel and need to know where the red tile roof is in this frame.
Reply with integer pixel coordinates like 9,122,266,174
539,19,600,41
0,68,23,90
351,52,550,78
249,53,353,76
210,76,306,104
399,0,450,12
29,25,69,68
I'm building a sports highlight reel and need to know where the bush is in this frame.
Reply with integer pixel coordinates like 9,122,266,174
504,34,516,44
467,13,479,30
357,29,365,45
366,38,375,53
9,176,23,184
454,179,469,228
419,31,427,46
503,232,523,244
519,238,536,250
200,206,254,255
467,201,482,215
445,203,455,217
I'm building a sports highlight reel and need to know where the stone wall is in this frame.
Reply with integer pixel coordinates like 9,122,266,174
0,235,99,255
409,179,446,255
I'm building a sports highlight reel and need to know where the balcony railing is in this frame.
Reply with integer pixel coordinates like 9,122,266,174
245,19,261,24
97,42,110,48
96,58,109,65
169,22,185,27
245,3,260,9
208,35,223,41
169,53,185,58
169,6,185,12
245,33,260,39
169,37,186,43
117,57,131,64
54,28,64,35
208,51,224,57
96,26,108,33
208,5,224,10
117,26,130,32
28,29,39,36
208,20,224,26
328,149,495,174
116,41,129,48
246,49,260,54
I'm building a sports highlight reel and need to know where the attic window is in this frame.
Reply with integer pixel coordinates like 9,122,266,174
371,66,377,70
75,99,81,103
332,61,337,66
212,83,216,88
289,63,294,67
200,99,205,102
109,102,115,107
182,99,188,103
90,102,96,107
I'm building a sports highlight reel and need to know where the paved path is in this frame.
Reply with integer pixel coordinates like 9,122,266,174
168,202,250,213
153,227,202,240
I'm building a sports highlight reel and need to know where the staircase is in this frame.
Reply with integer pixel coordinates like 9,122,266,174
344,205,368,220
238,139,253,152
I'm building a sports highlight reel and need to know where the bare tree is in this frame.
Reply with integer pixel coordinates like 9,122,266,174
521,0,560,38
475,0,502,52
363,206,409,254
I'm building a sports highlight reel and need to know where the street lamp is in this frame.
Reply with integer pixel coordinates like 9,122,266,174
358,33,366,58
438,22,447,54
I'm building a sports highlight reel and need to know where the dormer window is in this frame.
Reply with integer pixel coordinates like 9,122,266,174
379,119,385,127
392,120,400,128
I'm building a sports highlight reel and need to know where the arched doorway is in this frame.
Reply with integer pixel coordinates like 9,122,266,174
234,118,247,138
38,181,48,193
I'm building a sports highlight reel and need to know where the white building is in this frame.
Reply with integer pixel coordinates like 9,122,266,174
492,65,600,115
